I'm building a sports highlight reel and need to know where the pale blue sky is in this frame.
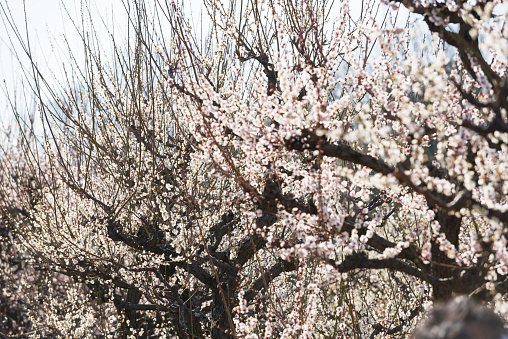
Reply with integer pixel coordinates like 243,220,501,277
0,0,128,130
0,0,404,134
0,0,208,131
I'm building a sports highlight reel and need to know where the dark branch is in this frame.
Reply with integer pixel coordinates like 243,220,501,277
244,260,297,302
107,219,216,287
330,252,448,287
285,129,394,175
369,304,422,338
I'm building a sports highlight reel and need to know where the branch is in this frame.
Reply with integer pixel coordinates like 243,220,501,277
243,260,297,302
65,180,112,214
286,129,508,224
237,39,279,95
209,211,237,251
107,219,216,287
369,304,422,338
285,129,394,175
329,252,447,287
340,216,422,263
113,299,178,313
389,0,500,87
236,231,270,267
462,120,508,150
394,166,508,224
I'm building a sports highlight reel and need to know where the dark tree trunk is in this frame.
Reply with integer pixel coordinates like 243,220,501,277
431,209,462,300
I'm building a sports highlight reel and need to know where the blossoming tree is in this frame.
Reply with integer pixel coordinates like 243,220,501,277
0,138,34,337
3,0,508,337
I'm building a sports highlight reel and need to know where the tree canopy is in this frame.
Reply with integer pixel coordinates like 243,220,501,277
2,0,508,337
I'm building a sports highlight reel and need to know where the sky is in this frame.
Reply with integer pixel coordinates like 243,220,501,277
0,0,124,130
0,0,408,136
0,0,214,131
